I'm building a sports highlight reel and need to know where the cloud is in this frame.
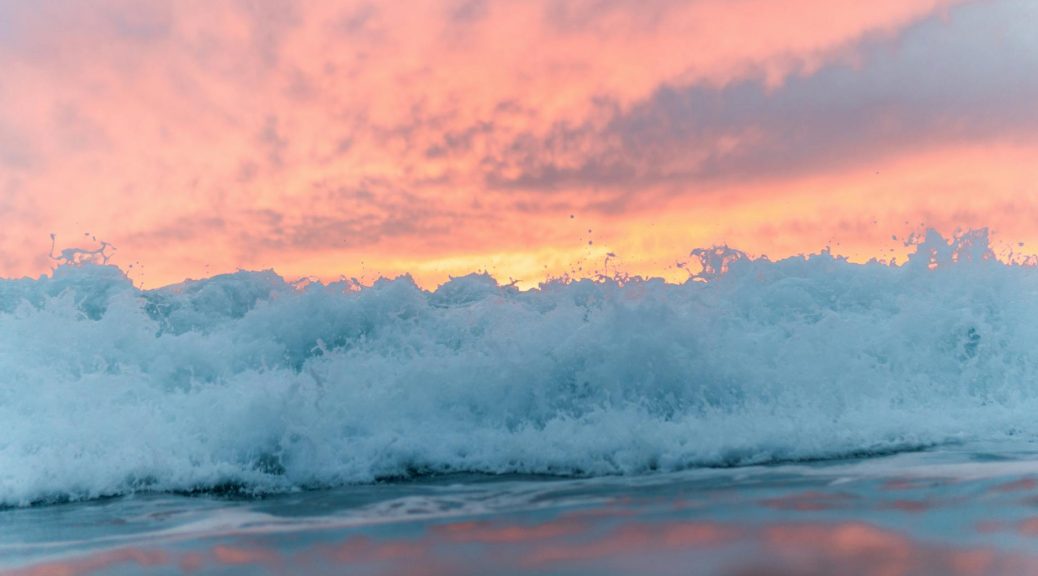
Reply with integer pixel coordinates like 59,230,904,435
0,120,36,169
259,116,288,169
483,0,1038,196
1,0,1011,287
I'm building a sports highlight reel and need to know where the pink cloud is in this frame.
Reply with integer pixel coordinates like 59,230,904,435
2,0,1013,288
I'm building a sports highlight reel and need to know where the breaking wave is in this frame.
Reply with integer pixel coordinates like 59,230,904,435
3,229,1038,506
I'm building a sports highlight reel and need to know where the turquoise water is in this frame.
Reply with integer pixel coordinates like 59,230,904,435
8,230,1038,573
7,230,1038,507
6,443,1038,575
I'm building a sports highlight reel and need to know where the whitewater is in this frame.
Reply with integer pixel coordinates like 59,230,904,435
3,229,1038,509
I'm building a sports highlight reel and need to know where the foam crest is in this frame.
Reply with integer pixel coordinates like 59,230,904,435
2,229,1038,506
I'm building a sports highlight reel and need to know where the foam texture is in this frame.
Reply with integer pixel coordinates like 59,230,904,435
2,230,1036,506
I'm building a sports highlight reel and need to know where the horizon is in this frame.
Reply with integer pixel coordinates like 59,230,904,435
34,225,1033,291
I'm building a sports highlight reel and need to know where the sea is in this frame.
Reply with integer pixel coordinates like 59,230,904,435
5,229,1038,575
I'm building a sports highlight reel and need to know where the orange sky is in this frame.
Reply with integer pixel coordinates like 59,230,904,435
1,0,1037,288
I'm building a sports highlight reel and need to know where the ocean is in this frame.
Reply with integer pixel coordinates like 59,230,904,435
5,229,1038,574
7,446,1038,575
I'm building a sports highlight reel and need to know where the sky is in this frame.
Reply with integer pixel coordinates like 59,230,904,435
1,0,1037,288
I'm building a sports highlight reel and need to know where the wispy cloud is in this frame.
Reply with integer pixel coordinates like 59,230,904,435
7,0,1033,288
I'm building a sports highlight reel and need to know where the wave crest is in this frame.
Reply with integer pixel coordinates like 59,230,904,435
1,229,1036,506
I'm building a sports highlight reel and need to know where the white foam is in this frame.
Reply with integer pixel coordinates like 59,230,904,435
2,229,1038,506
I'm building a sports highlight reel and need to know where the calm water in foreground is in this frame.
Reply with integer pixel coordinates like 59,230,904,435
6,442,1038,575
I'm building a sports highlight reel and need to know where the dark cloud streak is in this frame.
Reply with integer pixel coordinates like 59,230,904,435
482,0,1038,200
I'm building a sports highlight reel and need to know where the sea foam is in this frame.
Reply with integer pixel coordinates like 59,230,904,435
2,229,1038,506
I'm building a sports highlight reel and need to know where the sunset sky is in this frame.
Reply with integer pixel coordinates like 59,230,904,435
2,0,1037,288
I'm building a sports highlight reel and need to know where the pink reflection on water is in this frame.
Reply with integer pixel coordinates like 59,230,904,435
992,478,1038,493
313,536,465,576
521,521,738,568
433,518,587,543
882,478,941,492
178,552,205,572
321,535,431,563
8,517,1038,576
881,499,933,513
5,549,169,576
760,491,857,511
210,545,282,567
758,522,1030,576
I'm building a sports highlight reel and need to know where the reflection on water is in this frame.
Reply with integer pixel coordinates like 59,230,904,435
8,516,1038,576
10,449,1038,576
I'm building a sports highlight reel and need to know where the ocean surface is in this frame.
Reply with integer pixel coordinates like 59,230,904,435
8,445,1038,575
6,229,1038,574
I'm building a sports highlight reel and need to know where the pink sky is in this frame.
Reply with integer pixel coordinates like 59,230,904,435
2,0,1036,287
